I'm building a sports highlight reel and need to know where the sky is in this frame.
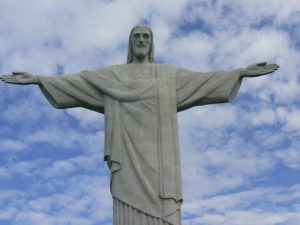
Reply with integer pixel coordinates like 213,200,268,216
0,0,300,225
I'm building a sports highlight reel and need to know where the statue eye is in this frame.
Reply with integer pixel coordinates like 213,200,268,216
143,34,150,39
133,33,140,38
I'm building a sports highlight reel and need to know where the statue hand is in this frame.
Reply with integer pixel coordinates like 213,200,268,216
0,71,39,85
241,62,279,78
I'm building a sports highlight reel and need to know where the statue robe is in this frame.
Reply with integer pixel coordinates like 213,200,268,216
38,64,242,225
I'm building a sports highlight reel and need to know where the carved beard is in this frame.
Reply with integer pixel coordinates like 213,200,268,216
132,46,150,58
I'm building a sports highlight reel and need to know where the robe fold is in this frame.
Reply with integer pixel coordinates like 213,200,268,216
38,64,242,225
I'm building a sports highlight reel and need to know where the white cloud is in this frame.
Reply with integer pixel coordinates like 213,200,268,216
187,210,300,225
69,155,100,172
276,107,300,133
253,130,286,149
0,139,27,152
0,175,111,225
183,186,300,225
66,108,103,128
0,207,17,220
251,108,277,126
165,32,215,69
8,160,36,176
271,80,300,104
14,212,93,225
24,127,103,154
181,144,274,199
179,105,237,130
275,147,300,169
49,160,76,176
26,127,79,149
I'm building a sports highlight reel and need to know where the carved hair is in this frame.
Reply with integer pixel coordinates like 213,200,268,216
127,24,154,64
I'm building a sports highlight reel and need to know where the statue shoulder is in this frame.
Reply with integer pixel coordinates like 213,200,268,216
88,64,123,75
158,64,182,75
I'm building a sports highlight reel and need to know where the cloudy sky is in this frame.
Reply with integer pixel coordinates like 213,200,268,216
0,0,300,225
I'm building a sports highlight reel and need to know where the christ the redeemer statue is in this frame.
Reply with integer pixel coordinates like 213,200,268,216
1,25,279,225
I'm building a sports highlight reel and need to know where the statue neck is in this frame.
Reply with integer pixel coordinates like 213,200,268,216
132,55,150,64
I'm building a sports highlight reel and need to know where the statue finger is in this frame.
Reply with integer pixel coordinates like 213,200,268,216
1,75,15,79
268,64,279,68
0,76,12,81
270,65,279,70
262,69,276,75
3,76,19,80
264,65,279,70
1,75,14,78
2,78,22,84
256,62,267,66
12,71,26,75
2,78,18,82
264,65,276,70
1,79,14,83
269,64,280,70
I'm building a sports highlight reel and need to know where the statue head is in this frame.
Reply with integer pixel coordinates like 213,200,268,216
127,25,154,64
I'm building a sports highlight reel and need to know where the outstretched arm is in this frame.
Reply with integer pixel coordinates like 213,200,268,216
0,72,40,85
1,70,105,113
175,61,279,111
241,62,279,78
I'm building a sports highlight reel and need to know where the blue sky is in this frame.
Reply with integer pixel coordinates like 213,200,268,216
0,0,300,225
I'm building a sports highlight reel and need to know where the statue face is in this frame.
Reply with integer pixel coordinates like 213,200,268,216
131,27,152,59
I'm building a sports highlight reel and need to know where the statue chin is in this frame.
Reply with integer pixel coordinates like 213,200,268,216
136,54,147,59
133,49,149,58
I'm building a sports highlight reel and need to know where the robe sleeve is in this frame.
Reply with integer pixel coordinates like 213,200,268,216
38,70,105,113
176,67,243,112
